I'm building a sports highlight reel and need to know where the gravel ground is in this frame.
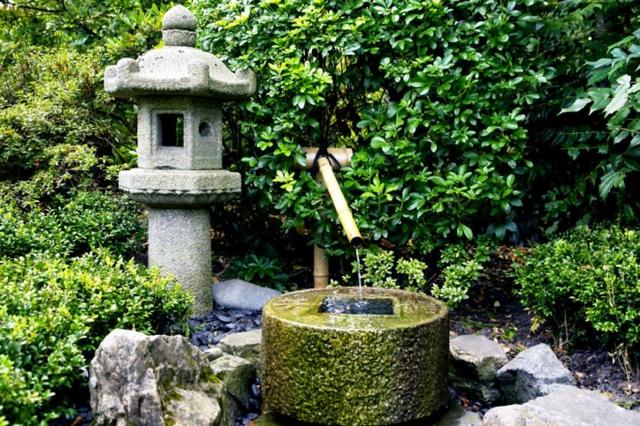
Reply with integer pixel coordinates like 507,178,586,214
188,306,262,349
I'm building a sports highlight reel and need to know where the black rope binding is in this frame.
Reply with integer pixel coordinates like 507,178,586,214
311,145,341,175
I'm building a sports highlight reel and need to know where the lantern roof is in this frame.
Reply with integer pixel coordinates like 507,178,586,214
104,5,256,100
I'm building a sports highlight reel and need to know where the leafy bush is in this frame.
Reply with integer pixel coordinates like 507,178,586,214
0,250,192,424
524,2,640,234
0,2,173,187
0,46,133,182
0,191,144,259
560,28,640,209
195,0,554,255
514,225,640,350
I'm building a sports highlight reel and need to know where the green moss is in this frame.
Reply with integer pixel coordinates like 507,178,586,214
262,287,449,425
208,373,222,384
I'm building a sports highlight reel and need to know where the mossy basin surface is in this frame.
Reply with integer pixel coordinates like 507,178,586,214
261,287,449,426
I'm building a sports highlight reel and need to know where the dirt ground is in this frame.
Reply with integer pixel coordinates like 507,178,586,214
449,248,640,412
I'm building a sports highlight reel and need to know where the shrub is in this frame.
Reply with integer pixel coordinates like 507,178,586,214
430,240,492,307
0,191,144,259
524,2,640,235
0,47,134,182
514,225,640,350
559,28,640,212
195,0,554,255
0,250,192,424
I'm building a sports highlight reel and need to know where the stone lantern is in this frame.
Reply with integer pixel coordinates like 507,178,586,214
105,5,256,315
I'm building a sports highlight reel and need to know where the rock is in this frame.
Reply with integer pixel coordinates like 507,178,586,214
218,329,262,365
449,335,508,403
89,329,228,426
496,343,575,403
210,354,256,409
483,386,640,426
212,279,280,311
204,347,224,361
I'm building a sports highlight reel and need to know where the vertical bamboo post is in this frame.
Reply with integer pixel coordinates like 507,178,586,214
313,245,329,288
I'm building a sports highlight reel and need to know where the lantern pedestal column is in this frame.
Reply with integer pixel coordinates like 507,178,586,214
148,208,212,314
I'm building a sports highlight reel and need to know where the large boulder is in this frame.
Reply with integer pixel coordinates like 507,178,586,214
89,329,229,426
212,279,280,311
483,386,640,426
496,343,574,403
449,334,508,403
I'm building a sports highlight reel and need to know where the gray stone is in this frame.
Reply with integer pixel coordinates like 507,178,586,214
496,343,575,403
161,6,197,47
483,386,640,426
89,329,228,426
213,279,281,311
119,169,241,206
148,208,213,316
218,329,262,365
135,96,225,171
449,334,508,403
210,354,255,409
204,347,224,361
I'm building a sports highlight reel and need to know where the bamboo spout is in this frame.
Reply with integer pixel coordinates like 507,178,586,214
317,156,363,247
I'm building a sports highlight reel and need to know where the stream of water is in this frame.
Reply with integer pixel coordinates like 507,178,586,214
355,247,363,294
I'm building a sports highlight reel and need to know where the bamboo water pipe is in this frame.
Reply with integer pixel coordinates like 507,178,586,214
316,156,363,247
302,147,362,287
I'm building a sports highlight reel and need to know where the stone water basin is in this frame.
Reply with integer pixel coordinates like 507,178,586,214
261,287,449,425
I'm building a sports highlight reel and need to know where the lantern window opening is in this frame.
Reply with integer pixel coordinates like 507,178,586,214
159,113,184,147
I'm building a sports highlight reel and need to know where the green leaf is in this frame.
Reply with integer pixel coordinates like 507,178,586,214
560,98,592,114
599,169,625,199
604,75,631,116
456,223,473,240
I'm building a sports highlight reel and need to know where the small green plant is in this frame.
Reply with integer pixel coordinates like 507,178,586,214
358,248,399,289
431,260,482,307
430,240,493,307
0,250,192,424
339,247,427,292
514,225,640,354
